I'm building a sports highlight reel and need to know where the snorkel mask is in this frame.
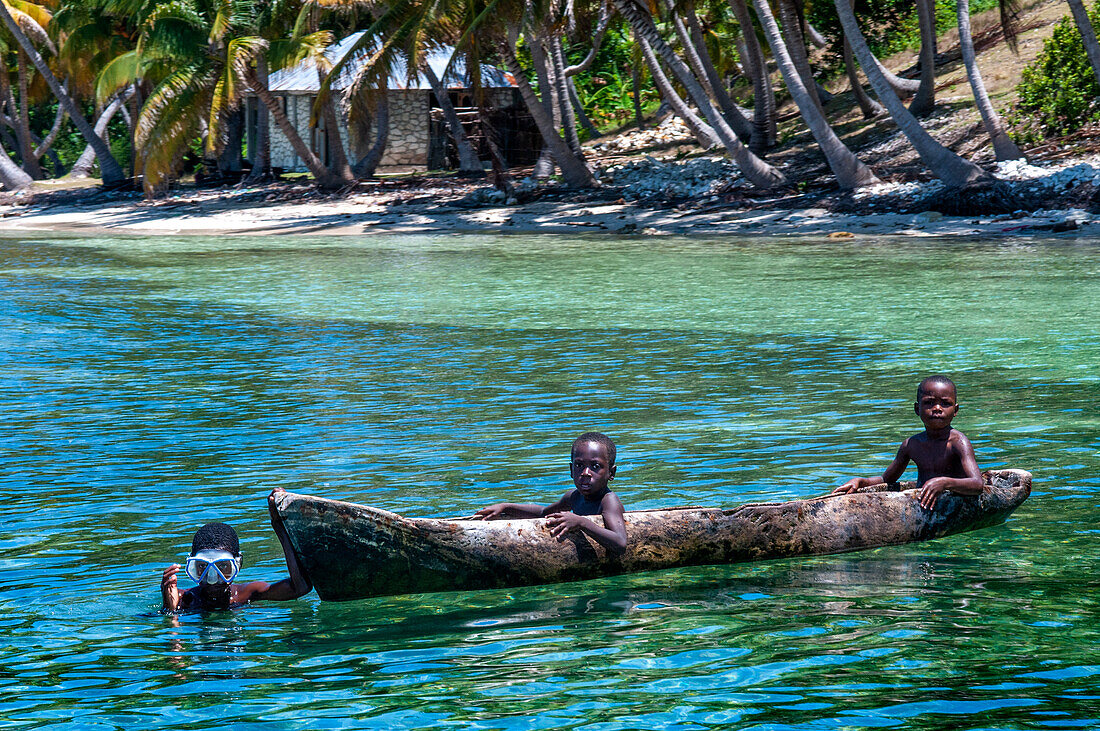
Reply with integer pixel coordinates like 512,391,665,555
185,550,241,585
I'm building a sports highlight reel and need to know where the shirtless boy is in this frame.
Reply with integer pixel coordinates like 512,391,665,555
475,432,628,553
833,376,984,509
160,487,311,612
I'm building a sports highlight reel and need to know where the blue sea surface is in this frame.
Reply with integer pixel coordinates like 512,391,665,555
1,233,1097,729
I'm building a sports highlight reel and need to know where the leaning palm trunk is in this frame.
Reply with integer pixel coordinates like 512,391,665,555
0,143,31,189
35,98,67,164
776,0,824,116
631,55,645,129
423,64,482,175
957,0,1024,160
352,89,389,178
317,69,354,182
683,7,754,141
752,0,879,188
0,70,19,163
834,0,987,187
841,0,884,118
909,0,937,116
528,39,558,179
564,2,612,138
1067,0,1100,87
872,56,921,97
843,31,885,118
0,3,125,185
500,33,595,188
69,91,130,179
566,77,600,138
729,0,777,152
15,53,41,179
247,69,348,189
245,57,271,183
638,35,720,148
549,37,584,158
615,0,786,188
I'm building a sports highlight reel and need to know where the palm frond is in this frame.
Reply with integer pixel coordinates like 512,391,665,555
94,48,141,103
135,61,215,194
4,4,57,54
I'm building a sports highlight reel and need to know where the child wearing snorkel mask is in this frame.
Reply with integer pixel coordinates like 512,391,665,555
160,487,311,612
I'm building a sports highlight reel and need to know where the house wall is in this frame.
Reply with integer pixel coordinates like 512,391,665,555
261,87,519,172
384,91,428,166
266,90,430,171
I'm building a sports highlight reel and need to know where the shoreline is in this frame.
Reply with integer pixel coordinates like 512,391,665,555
0,184,1095,240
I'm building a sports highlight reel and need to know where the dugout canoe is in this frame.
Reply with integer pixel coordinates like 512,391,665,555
273,469,1031,601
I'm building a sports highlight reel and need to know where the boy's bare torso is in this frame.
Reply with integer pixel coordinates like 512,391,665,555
904,428,973,487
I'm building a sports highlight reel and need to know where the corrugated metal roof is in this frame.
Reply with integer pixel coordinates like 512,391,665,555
268,33,516,93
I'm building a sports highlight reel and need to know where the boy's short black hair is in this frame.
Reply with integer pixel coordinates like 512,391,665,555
917,375,957,399
573,432,617,466
191,522,240,556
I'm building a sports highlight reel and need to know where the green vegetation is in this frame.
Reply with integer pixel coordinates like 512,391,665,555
1011,7,1100,141
569,24,660,133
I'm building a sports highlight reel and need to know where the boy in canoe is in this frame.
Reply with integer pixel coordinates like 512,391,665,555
833,375,984,509
160,487,311,612
475,432,628,553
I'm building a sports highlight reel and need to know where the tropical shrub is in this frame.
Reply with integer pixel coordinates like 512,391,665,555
1012,7,1100,140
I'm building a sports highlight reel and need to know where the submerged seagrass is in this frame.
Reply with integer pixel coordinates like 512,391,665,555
274,469,1030,601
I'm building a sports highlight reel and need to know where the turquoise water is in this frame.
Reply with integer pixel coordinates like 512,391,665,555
1,233,1098,729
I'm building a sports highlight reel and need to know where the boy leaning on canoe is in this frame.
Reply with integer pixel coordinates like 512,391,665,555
160,487,312,613
833,375,985,509
475,432,628,553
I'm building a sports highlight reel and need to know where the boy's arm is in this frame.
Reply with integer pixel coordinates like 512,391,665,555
546,493,627,554
474,502,548,520
475,492,572,520
834,441,911,494
241,488,313,602
917,433,985,509
161,564,183,612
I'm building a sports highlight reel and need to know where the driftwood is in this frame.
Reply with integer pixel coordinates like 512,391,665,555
274,469,1031,601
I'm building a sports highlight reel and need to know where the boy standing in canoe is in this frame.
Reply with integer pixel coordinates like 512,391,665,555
475,432,628,553
833,375,984,509
160,487,312,612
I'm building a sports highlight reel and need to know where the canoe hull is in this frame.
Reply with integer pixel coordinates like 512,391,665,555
275,469,1031,601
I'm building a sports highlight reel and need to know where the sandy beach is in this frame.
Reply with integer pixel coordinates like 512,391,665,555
0,160,1096,240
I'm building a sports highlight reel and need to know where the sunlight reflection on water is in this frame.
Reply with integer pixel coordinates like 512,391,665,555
1,233,1098,729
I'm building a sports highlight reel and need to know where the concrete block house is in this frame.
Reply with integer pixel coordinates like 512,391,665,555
246,33,535,172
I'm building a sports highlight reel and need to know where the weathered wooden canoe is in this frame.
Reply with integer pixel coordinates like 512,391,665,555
274,469,1030,601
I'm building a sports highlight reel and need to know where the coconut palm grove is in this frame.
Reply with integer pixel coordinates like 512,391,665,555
1,0,1098,201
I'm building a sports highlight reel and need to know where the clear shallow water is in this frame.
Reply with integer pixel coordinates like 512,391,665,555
1,233,1098,730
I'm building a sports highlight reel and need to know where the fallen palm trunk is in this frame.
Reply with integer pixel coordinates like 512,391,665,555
274,469,1030,601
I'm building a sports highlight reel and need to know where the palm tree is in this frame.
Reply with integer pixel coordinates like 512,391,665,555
727,0,776,153
909,0,936,116
956,0,1023,161
614,0,786,188
662,0,752,140
837,0,884,119
637,33,720,148
0,138,30,188
0,0,125,183
833,0,987,188
750,0,878,188
0,0,54,178
499,19,596,187
775,0,823,115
